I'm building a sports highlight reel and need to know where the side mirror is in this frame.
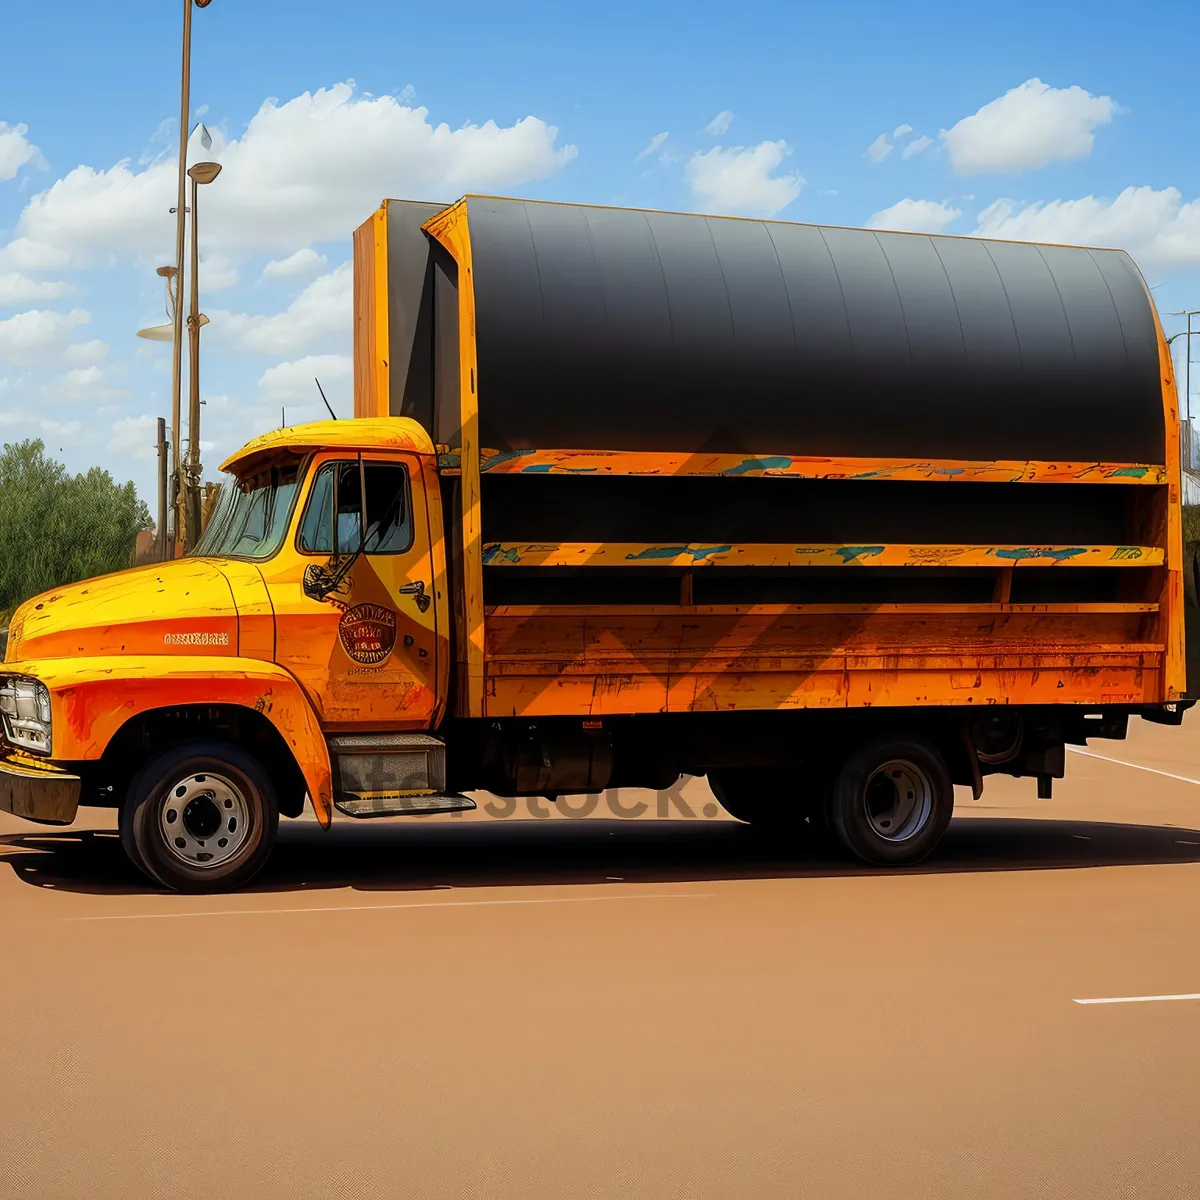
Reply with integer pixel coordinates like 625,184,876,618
302,564,335,602
303,562,351,604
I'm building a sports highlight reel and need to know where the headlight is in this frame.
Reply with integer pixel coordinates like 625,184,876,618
0,677,53,756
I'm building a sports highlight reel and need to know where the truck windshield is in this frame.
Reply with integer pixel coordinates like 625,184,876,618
192,462,301,560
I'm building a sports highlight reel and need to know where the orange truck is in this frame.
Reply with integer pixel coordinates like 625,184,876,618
0,196,1190,892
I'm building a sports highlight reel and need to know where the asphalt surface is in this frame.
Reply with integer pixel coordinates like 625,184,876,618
4,716,1200,1199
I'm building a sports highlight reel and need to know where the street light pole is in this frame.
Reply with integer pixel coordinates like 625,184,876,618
184,161,222,549
1169,310,1199,475
156,417,169,561
169,0,193,555
169,0,213,556
1169,310,1199,421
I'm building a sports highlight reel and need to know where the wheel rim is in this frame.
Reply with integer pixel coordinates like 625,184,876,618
158,770,253,870
862,759,933,842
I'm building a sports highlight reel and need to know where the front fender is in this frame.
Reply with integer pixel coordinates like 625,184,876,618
3,656,334,828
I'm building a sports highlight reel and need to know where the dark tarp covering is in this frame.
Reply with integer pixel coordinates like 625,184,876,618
389,197,1166,464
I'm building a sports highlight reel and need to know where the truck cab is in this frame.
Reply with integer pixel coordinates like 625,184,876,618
0,418,454,891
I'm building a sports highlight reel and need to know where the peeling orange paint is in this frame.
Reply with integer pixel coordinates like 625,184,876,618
4,655,335,828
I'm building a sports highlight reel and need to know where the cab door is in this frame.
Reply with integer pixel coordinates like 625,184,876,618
268,451,444,729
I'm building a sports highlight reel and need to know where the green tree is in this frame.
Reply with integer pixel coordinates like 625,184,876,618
0,439,152,614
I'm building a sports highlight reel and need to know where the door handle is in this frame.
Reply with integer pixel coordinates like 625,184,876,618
399,580,431,613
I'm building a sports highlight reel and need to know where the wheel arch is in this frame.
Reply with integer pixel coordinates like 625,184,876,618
99,704,311,819
12,655,334,827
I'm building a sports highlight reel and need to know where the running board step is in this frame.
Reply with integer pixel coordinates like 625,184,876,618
327,733,464,819
334,792,477,819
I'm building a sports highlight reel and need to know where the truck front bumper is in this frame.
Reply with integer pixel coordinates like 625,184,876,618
0,753,80,826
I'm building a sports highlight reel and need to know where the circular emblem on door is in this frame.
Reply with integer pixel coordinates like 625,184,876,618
338,603,398,665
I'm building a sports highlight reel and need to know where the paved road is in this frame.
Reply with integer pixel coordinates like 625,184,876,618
4,717,1200,1199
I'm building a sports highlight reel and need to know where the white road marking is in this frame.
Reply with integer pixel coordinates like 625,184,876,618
1067,745,1200,787
1073,993,1200,1006
65,891,715,923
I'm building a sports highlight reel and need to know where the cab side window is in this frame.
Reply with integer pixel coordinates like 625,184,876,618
298,460,413,555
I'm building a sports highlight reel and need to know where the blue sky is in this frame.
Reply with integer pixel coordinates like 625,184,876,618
2,0,1198,507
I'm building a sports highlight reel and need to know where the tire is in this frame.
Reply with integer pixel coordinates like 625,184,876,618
825,737,953,866
118,799,158,887
709,768,829,833
122,741,279,893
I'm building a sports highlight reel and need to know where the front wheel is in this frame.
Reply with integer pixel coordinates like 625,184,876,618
122,741,279,893
825,737,953,866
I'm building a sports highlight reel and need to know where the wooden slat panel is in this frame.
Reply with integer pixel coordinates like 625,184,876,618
485,651,1160,674
485,602,1159,618
481,543,1164,569
484,611,1155,663
483,665,1160,718
438,448,1166,485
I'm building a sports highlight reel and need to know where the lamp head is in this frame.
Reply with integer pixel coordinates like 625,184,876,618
187,161,223,185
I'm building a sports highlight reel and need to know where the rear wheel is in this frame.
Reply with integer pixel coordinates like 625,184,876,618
825,737,953,866
122,741,279,893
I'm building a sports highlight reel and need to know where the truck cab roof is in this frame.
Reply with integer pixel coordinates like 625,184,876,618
219,417,435,476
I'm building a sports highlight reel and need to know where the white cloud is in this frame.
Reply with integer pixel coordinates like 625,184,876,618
65,338,109,365
108,415,161,463
864,133,894,164
705,111,733,137
262,248,328,280
0,273,74,305
863,183,1200,271
199,254,240,292
973,186,1200,269
686,140,803,217
0,122,43,181
258,354,352,407
44,359,128,406
14,82,578,266
940,78,1118,175
0,238,69,272
867,199,963,234
138,117,177,168
902,135,934,160
893,124,913,137
636,132,669,161
0,308,89,368
40,419,82,438
61,366,102,389
212,262,350,356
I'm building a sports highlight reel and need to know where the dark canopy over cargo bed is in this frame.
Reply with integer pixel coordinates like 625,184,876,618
368,196,1167,465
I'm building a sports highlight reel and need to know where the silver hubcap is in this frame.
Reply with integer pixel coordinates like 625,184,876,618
863,759,933,842
158,771,252,869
